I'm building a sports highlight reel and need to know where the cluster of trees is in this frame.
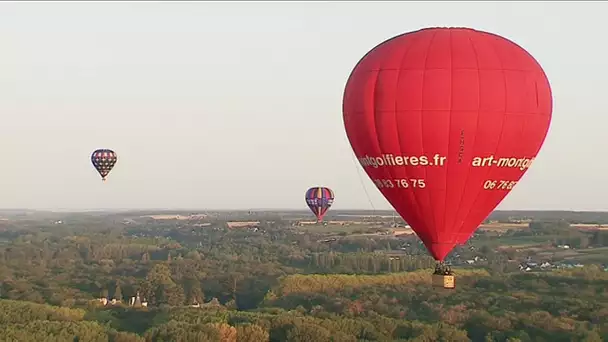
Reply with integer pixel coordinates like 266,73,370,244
307,252,436,273
1,266,607,341
0,212,607,341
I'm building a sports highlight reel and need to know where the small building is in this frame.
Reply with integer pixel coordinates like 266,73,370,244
519,264,532,272
129,292,148,307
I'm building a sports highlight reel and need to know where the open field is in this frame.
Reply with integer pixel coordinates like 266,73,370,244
478,222,529,231
143,214,209,220
481,235,559,248
293,224,416,236
528,247,608,264
571,224,608,230
294,224,379,234
560,246,608,263
392,228,414,235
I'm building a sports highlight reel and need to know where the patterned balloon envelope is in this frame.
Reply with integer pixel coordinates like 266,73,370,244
305,187,335,222
91,149,118,182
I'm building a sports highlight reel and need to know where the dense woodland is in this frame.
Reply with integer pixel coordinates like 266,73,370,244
0,210,608,341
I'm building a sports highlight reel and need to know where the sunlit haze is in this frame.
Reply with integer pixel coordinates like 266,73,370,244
1,1,605,211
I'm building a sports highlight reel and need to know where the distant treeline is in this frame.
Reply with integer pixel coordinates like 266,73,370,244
487,210,608,224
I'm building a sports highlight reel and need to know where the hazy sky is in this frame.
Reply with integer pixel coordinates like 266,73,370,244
1,1,606,211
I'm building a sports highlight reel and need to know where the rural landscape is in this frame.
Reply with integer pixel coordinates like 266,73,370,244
0,209,607,341
3,0,605,341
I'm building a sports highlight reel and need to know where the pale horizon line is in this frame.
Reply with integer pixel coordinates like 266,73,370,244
0,208,606,214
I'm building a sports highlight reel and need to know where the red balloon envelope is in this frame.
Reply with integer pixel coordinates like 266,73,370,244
342,27,552,261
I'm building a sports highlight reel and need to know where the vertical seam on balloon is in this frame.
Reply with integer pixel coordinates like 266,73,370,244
342,43,393,216
456,34,509,241
535,82,539,108
370,68,395,215
343,107,377,212
320,187,325,220
441,29,454,247
451,32,482,244
394,35,424,240
420,31,439,245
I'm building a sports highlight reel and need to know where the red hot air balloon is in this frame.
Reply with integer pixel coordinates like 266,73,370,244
343,27,552,265
305,187,335,222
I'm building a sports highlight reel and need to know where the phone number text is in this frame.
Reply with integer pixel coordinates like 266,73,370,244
373,178,426,189
483,180,518,190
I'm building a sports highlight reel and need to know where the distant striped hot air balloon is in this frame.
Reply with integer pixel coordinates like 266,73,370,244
91,149,118,182
305,187,335,222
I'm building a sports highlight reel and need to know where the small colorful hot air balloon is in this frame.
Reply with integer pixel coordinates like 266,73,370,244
305,187,335,222
343,27,552,287
91,149,118,182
